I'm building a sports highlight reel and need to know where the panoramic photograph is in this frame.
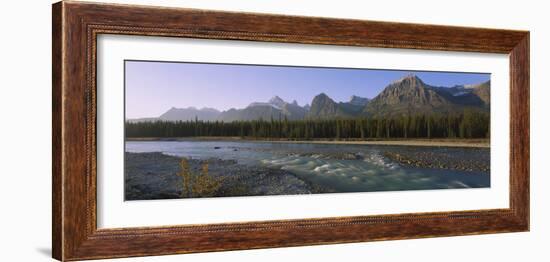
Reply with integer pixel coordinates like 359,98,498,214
124,60,491,201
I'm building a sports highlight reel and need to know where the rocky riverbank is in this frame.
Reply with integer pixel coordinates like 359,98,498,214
125,152,333,200
243,143,490,173
383,149,490,172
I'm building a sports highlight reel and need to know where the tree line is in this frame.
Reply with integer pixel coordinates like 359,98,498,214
126,110,489,140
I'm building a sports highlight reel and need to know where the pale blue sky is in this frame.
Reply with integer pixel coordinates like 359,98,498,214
125,60,490,118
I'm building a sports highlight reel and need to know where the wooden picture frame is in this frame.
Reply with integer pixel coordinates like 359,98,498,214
52,1,529,261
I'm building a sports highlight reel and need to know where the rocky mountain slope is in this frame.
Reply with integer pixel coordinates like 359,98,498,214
365,75,490,116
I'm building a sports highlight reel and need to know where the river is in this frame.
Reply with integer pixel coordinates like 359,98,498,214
125,140,490,193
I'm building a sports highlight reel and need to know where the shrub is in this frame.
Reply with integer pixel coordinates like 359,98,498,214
178,158,222,198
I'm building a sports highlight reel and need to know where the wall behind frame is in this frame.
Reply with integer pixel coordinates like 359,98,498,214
0,0,546,261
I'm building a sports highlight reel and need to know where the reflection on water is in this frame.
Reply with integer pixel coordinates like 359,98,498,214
125,140,490,193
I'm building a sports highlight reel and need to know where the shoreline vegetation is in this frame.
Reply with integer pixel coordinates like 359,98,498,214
126,137,490,148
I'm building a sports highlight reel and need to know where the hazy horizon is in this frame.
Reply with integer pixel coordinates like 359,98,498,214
125,60,490,119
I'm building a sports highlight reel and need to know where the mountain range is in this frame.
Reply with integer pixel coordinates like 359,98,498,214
128,74,490,122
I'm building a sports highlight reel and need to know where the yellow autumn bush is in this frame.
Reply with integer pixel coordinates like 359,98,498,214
178,158,222,198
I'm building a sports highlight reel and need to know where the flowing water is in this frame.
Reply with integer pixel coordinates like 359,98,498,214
125,140,490,193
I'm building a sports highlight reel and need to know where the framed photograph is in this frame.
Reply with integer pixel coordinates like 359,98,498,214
52,1,529,261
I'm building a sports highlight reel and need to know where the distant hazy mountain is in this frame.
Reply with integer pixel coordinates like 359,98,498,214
126,117,159,123
364,75,490,116
217,104,284,122
281,102,308,120
127,107,221,123
432,81,490,107
268,96,287,109
159,107,221,121
128,75,490,122
217,96,308,121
